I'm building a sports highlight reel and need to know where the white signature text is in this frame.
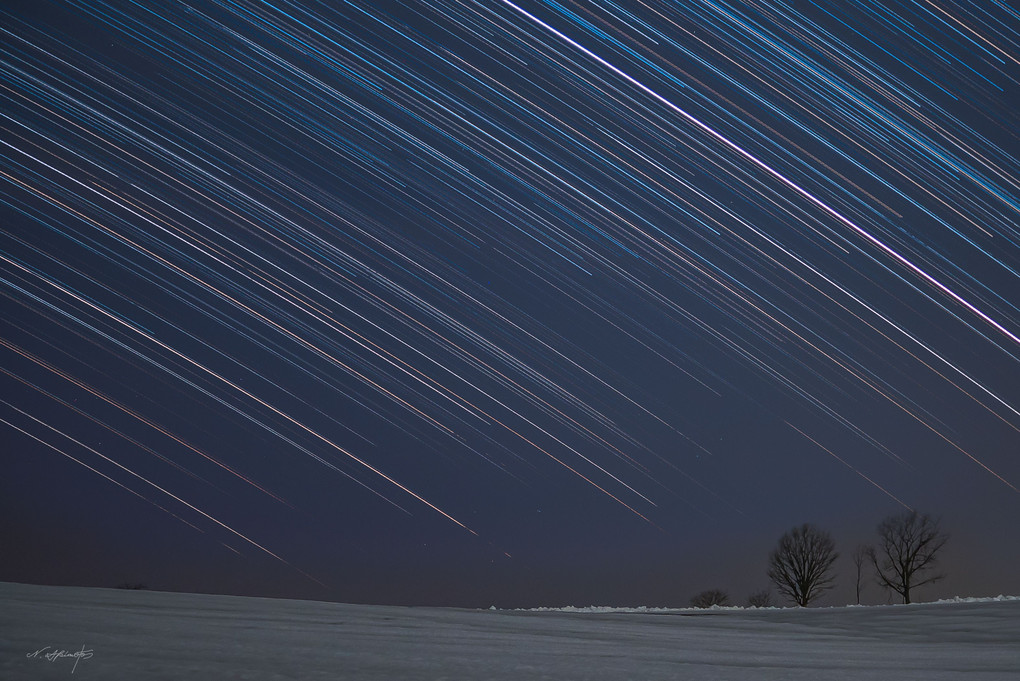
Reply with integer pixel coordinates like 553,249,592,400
27,644,94,674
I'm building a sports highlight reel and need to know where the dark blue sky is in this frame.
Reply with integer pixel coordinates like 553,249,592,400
2,0,1018,607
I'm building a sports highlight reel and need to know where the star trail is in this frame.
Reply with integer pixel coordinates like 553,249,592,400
2,0,1018,607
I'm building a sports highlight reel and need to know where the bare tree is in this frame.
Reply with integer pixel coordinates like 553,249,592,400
768,523,838,606
747,589,773,608
869,510,948,604
689,589,730,608
852,544,868,605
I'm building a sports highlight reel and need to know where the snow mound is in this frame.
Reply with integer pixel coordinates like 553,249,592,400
932,595,1020,604
521,595,1020,613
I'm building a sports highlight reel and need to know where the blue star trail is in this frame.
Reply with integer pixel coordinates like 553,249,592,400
1,0,1017,606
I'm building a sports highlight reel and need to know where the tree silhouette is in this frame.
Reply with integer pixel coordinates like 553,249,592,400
747,589,774,608
852,544,868,605
767,523,838,606
868,510,948,604
689,589,730,608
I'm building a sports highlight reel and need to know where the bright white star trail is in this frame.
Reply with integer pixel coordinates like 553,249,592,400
2,0,1018,606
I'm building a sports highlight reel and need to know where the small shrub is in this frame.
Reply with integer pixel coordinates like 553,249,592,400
689,589,730,608
747,589,773,608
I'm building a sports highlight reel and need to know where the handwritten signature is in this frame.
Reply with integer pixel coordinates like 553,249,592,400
27,644,93,674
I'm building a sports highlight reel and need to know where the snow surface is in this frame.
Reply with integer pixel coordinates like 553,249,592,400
3,582,1018,680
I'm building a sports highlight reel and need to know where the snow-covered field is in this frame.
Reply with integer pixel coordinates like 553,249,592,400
2,582,1018,680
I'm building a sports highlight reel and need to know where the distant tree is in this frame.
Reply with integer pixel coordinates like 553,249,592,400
747,589,774,608
767,523,838,607
868,510,949,604
115,582,149,590
689,589,730,608
852,544,868,605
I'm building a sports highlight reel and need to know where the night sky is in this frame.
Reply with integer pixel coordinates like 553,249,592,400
2,0,1018,608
